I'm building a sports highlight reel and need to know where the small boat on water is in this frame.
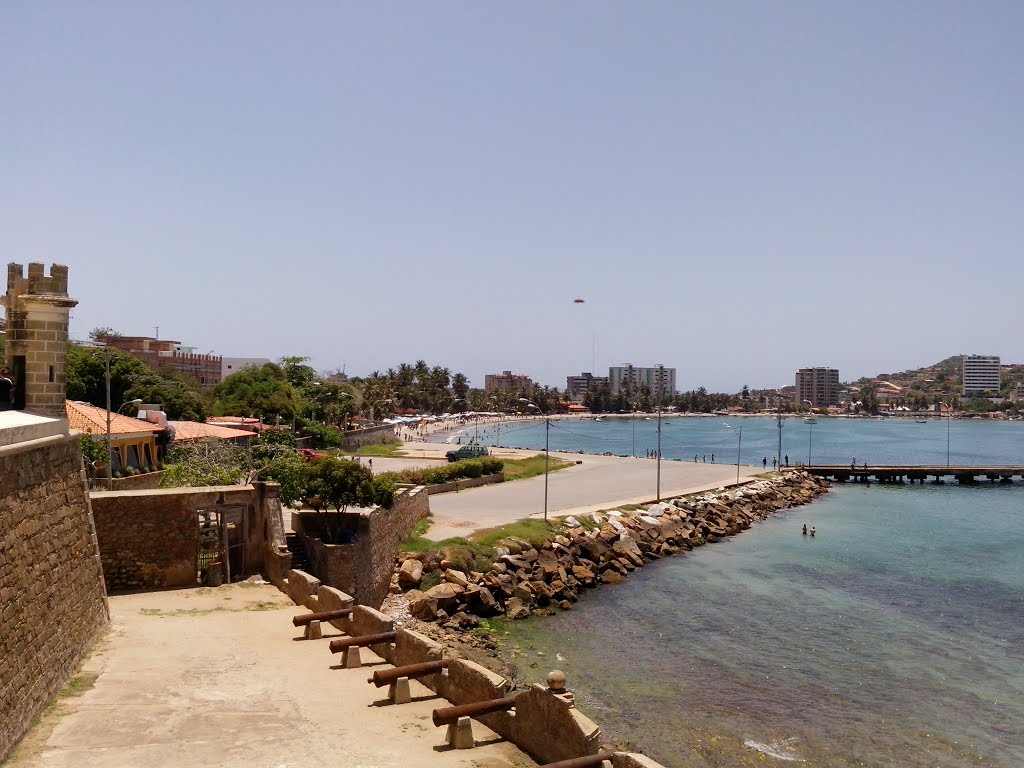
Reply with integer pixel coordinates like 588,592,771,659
803,416,817,424
915,419,929,424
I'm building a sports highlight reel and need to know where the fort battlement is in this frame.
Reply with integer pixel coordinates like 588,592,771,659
6,262,71,299
2,262,77,418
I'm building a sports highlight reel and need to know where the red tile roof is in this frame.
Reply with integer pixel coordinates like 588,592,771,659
170,421,254,442
66,401,163,436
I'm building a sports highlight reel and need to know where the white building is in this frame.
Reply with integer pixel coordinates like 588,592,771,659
608,363,676,401
221,357,271,381
962,355,1001,397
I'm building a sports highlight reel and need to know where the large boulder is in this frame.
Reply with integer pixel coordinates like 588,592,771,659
409,595,439,620
424,582,465,608
505,597,531,620
398,558,423,588
443,568,470,588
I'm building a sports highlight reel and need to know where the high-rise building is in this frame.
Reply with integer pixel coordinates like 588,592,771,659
962,355,1001,397
608,364,676,401
484,370,534,392
795,367,840,408
566,372,608,402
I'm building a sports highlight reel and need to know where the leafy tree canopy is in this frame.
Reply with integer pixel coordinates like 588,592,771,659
214,363,299,421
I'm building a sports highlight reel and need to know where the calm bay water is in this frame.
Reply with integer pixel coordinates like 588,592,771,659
481,417,1024,767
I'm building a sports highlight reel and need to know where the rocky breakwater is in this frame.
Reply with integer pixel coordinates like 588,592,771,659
396,471,829,624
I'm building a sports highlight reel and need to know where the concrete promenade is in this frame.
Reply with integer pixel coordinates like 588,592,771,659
371,440,765,541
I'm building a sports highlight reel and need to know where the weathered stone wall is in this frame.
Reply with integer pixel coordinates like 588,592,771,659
425,472,504,495
295,485,430,608
0,433,109,761
341,424,396,450
89,483,287,592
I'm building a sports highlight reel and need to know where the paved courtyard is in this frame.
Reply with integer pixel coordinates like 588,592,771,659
6,584,532,768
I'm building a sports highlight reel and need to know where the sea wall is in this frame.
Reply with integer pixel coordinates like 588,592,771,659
0,433,109,761
399,471,829,622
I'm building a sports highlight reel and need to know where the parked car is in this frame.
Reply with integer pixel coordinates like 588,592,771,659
445,444,489,462
297,448,328,460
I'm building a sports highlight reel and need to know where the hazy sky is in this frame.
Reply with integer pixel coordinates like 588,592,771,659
4,2,1022,391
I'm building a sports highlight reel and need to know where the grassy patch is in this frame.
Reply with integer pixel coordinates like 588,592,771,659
472,519,560,549
354,442,405,457
500,454,575,482
58,672,99,700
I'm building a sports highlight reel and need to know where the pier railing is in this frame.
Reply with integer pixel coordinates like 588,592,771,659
798,466,1024,484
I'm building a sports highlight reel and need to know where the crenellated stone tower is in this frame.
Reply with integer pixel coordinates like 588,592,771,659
1,263,77,418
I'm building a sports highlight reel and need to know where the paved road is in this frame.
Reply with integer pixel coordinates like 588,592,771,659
424,449,764,540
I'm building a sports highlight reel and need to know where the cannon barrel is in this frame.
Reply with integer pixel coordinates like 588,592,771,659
291,608,353,627
432,695,519,728
368,659,449,687
328,631,397,654
539,754,617,768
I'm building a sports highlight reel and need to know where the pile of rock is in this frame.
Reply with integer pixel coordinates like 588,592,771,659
395,472,829,623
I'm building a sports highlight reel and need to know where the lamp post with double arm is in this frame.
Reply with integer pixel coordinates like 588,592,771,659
723,422,742,486
803,399,814,466
519,398,549,521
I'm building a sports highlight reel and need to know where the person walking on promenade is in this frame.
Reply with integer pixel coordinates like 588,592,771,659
772,457,777,469
711,453,715,463
763,456,767,469
694,455,698,463
785,454,789,467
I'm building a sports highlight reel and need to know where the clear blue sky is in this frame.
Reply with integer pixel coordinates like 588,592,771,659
4,2,1022,391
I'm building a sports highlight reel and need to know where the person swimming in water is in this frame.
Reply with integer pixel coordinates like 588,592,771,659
810,527,816,537
802,524,807,535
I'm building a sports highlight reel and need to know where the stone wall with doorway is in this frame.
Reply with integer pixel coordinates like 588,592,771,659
0,432,109,761
88,483,289,592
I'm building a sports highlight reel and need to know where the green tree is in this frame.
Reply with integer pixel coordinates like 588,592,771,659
66,345,150,407
214,363,299,421
304,458,395,543
160,439,247,487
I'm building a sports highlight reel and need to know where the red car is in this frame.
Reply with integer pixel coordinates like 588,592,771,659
297,448,328,460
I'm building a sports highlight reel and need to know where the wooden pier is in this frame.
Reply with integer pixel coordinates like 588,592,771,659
798,466,1024,484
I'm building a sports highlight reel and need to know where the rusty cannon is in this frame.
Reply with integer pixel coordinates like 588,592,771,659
328,630,397,669
291,607,353,627
432,694,519,749
367,659,450,704
367,659,449,688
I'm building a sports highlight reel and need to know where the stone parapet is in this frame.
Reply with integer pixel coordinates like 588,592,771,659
0,432,108,761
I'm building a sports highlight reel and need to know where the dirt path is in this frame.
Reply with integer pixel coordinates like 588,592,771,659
5,583,533,768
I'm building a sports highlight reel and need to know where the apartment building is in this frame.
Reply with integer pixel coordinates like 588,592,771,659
484,370,534,393
608,363,676,400
566,372,609,402
962,355,1001,397
795,367,840,408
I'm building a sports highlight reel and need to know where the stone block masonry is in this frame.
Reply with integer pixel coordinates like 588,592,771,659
0,433,109,761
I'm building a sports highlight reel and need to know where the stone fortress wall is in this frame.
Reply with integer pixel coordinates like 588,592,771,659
0,433,110,761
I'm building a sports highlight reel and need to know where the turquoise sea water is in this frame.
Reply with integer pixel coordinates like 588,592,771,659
481,418,1024,767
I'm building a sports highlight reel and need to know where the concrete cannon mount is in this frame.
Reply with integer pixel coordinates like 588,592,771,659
4,583,532,768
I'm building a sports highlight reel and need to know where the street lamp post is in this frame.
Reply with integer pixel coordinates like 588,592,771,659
775,401,786,473
941,401,952,467
656,398,663,501
803,399,814,466
723,423,742,486
519,399,549,521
